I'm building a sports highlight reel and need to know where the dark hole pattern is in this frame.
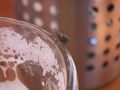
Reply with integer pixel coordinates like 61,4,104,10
102,61,108,68
105,35,111,42
86,4,116,72
106,19,113,27
115,55,120,62
119,17,120,22
92,7,98,13
89,23,97,30
107,4,114,12
89,6,98,15
103,49,110,55
86,65,94,71
116,43,120,49
87,52,95,59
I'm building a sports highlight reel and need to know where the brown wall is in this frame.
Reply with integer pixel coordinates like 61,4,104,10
0,0,14,18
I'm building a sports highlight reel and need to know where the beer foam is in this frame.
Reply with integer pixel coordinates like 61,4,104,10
0,27,67,90
0,79,28,90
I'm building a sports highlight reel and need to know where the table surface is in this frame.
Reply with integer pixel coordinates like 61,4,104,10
0,0,120,90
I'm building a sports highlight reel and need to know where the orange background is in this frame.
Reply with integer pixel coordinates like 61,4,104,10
0,0,14,18
0,0,120,90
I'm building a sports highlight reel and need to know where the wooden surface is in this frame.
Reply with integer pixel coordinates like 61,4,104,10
0,0,120,90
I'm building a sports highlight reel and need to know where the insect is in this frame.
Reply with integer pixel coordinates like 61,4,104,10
56,32,70,45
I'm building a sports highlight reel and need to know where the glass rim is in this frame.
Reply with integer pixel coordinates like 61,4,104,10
0,17,78,90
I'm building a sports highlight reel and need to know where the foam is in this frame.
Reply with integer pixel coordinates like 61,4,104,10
0,27,67,90
0,79,28,90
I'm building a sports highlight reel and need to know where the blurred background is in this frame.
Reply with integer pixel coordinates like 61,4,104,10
0,0,14,18
1,0,120,90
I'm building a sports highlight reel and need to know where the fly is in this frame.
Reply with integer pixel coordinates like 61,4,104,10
56,32,70,45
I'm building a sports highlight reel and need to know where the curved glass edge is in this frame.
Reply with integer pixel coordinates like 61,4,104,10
64,49,79,90
0,17,79,90
55,39,79,90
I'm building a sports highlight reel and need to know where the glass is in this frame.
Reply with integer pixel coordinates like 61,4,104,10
0,17,78,90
